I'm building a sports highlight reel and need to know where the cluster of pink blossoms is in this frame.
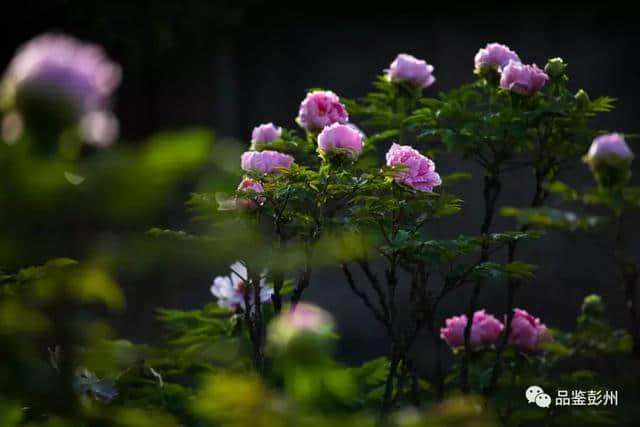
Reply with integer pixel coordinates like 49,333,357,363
228,52,443,219
440,308,550,355
474,42,548,95
214,53,444,309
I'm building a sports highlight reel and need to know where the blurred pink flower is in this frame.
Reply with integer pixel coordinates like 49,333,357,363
241,150,294,174
387,54,435,89
251,122,282,145
508,308,550,354
286,303,334,332
584,133,634,164
296,90,348,132
440,310,504,349
235,177,265,209
3,33,121,118
268,303,335,349
385,143,441,192
317,123,363,159
500,61,548,95
474,43,520,73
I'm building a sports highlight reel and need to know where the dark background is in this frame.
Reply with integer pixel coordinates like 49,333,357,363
2,1,639,369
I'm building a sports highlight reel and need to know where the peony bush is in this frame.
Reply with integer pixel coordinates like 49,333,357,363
1,33,638,427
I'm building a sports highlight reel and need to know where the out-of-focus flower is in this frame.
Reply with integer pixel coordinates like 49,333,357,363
79,110,119,147
1,111,24,144
583,133,634,191
474,43,520,73
235,177,265,209
581,294,605,317
240,150,294,174
295,91,348,132
73,367,118,406
508,308,550,354
386,54,435,89
210,261,273,312
583,133,634,166
268,303,334,352
317,123,363,160
440,310,504,349
251,122,282,145
1,33,121,120
385,143,441,192
499,61,548,95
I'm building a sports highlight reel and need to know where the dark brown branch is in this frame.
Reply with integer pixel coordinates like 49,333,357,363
461,171,502,393
341,263,389,329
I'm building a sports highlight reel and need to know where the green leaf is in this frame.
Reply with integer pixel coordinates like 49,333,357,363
505,261,537,279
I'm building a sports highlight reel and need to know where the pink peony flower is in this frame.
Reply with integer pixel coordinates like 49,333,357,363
295,90,348,132
584,133,634,164
508,308,550,354
317,123,364,159
500,61,548,95
385,143,441,192
285,303,334,333
2,33,121,118
251,122,282,145
210,261,273,312
474,43,520,73
235,177,265,209
240,150,294,174
440,310,504,349
386,54,435,89
268,303,335,350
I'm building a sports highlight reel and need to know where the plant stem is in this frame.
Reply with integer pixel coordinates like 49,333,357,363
252,274,265,374
290,246,313,311
485,168,549,395
242,279,263,374
461,171,501,393
271,271,284,314
428,315,445,400
615,216,640,357
484,163,550,396
381,346,401,418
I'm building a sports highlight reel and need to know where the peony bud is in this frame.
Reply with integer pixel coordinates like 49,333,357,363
575,89,590,108
581,294,605,317
584,133,634,166
544,57,567,78
583,133,634,193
